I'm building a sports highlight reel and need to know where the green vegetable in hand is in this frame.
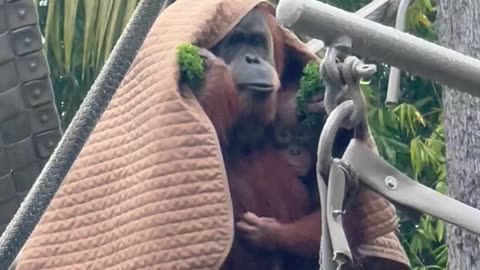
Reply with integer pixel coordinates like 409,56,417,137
296,61,325,127
177,43,204,88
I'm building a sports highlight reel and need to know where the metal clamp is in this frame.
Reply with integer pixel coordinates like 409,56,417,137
320,37,376,128
317,37,377,175
320,36,350,116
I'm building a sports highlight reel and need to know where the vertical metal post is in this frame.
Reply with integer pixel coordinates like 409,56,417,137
385,0,411,105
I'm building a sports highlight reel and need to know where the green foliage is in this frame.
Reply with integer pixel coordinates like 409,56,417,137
176,44,205,88
296,61,325,127
36,0,141,129
323,0,372,12
406,0,438,41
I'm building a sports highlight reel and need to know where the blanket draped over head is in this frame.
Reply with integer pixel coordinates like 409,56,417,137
13,0,410,269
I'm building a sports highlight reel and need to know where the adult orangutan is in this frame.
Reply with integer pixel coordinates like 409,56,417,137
181,3,408,270
179,5,322,269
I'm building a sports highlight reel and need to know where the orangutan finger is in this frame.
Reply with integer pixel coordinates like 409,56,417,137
242,212,262,225
236,220,257,233
311,94,324,103
199,48,216,62
307,101,325,113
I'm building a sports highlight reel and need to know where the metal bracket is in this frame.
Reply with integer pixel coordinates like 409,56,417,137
342,139,480,236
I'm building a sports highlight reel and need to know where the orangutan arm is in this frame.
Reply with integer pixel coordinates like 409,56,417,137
181,48,240,146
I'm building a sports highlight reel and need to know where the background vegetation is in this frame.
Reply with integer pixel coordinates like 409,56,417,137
36,0,140,127
35,0,446,269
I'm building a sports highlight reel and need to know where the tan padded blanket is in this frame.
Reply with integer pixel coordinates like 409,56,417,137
13,0,410,269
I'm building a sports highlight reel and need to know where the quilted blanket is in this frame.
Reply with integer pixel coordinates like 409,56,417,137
13,0,410,269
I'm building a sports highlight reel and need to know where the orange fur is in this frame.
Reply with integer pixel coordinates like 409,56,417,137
196,58,240,146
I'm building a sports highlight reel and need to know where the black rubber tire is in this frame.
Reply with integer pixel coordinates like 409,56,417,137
0,0,62,235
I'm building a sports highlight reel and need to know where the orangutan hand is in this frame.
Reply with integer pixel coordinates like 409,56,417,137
199,48,217,64
235,212,283,251
307,93,325,113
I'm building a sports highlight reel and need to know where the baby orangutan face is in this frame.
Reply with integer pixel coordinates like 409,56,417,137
273,89,320,177
274,124,316,177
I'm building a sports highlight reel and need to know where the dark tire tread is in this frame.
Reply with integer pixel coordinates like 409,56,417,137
0,0,61,235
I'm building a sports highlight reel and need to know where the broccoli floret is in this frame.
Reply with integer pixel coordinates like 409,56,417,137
177,43,204,88
296,61,325,127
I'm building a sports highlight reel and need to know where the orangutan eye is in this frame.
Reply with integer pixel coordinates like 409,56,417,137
228,32,244,45
275,128,293,145
250,34,266,46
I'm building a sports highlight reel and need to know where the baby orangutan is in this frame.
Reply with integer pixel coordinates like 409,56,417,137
272,88,325,178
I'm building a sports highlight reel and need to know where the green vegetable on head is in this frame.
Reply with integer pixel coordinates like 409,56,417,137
296,61,325,127
177,43,205,88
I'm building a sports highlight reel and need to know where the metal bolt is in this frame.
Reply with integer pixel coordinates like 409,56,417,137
331,209,345,217
29,61,37,71
18,9,26,18
40,114,48,122
33,88,41,98
384,176,398,190
47,140,55,148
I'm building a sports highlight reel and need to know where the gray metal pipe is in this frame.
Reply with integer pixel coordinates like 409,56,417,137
306,0,400,54
276,0,480,98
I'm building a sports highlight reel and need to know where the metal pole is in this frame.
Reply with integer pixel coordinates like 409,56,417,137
305,0,400,54
276,0,480,98
385,0,411,105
